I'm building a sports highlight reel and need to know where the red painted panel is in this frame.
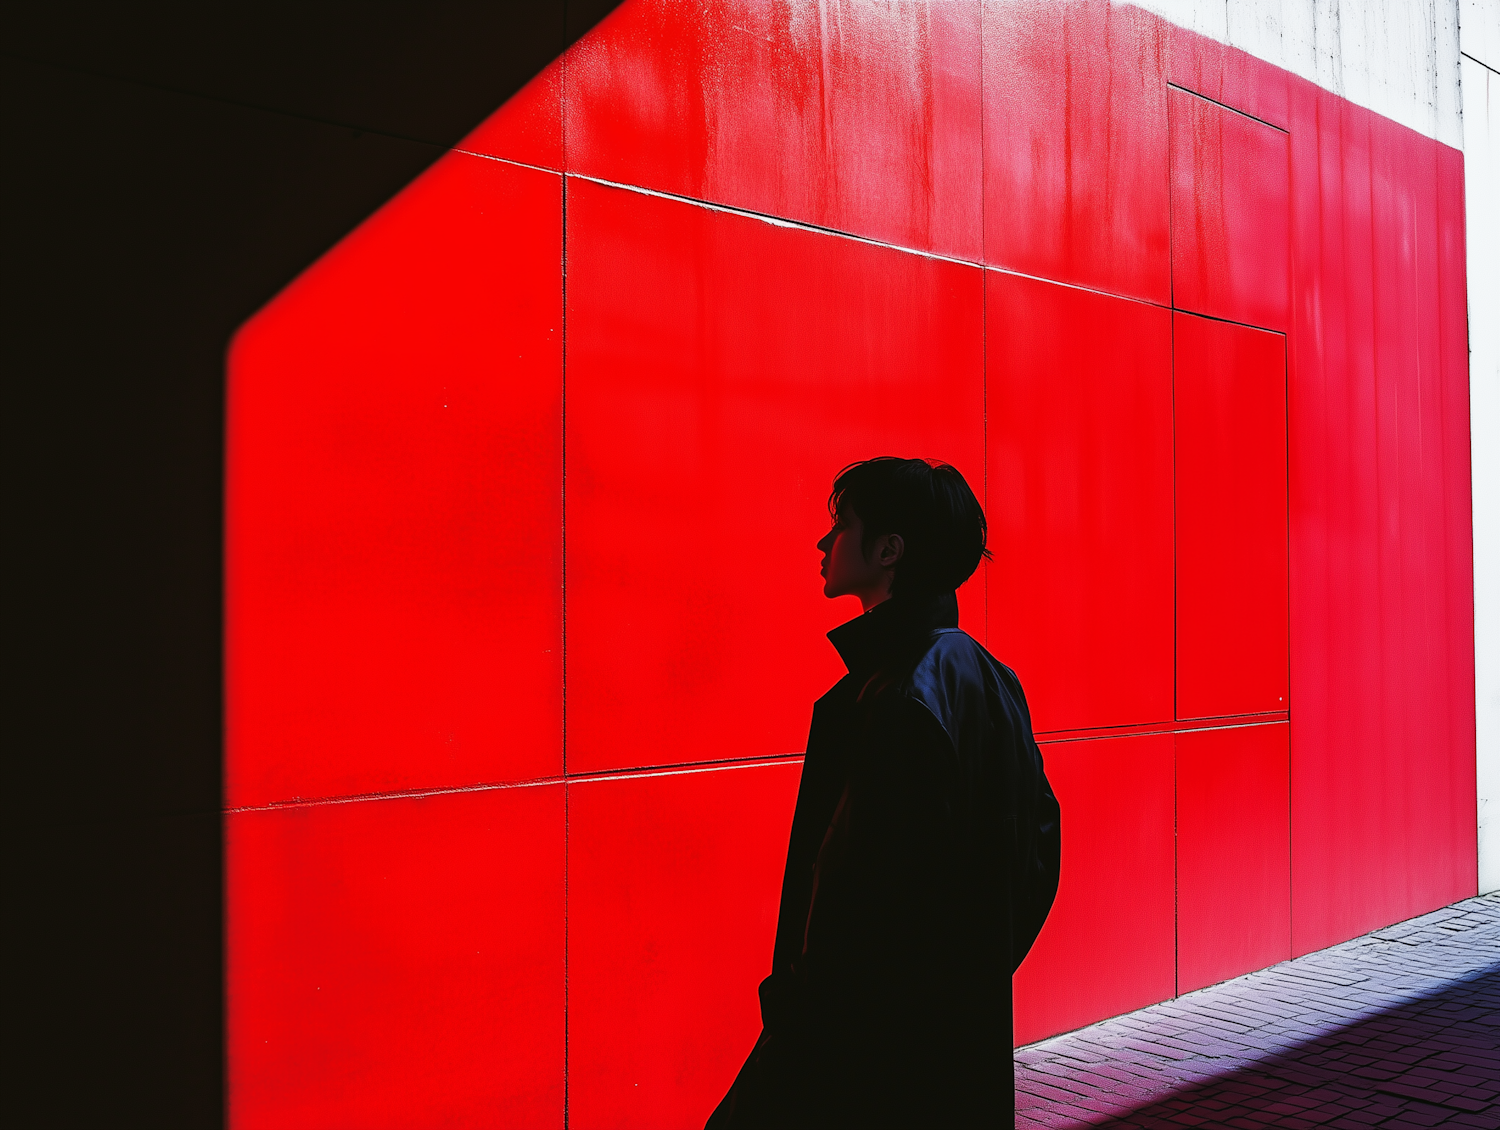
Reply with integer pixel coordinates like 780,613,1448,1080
1169,87,1290,330
1438,140,1480,901
986,271,1174,734
227,785,564,1129
1366,114,1476,920
1013,734,1175,1044
568,761,803,1130
1436,142,1479,903
1284,83,1335,948
565,0,983,260
1174,312,1288,720
1167,22,1289,129
459,56,563,169
1176,724,1290,994
565,178,985,774
1288,90,1383,953
226,153,563,807
981,0,1170,303
1282,78,1330,950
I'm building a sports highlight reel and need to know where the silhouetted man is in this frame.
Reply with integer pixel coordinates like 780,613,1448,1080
707,457,1061,1129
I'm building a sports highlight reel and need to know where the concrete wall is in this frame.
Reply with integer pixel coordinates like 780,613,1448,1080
224,1,1486,1125
1138,0,1465,145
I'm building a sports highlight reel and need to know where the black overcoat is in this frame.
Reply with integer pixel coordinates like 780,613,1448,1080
707,590,1061,1129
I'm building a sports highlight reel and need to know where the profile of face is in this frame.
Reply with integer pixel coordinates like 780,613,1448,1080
817,507,904,611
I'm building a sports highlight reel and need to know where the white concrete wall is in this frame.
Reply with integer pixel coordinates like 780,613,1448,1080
1462,0,1500,73
1136,0,1464,145
1130,0,1498,893
1460,1,1500,894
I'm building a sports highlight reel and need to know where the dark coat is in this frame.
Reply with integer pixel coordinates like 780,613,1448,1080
707,591,1061,1129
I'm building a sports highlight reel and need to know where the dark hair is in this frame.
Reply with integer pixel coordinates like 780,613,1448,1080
828,457,990,597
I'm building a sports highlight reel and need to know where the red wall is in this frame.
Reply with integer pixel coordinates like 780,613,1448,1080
226,2,1476,1125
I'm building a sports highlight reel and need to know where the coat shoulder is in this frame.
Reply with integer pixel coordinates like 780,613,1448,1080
900,630,992,741
902,631,1036,743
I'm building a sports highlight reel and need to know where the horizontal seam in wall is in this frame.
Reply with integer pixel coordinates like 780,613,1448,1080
566,755,804,786
225,775,563,813
227,712,1295,811
1037,717,1289,746
566,170,1179,315
978,260,1178,314
1166,81,1290,134
1173,307,1290,336
450,147,563,178
565,169,979,268
464,152,1294,336
224,753,807,813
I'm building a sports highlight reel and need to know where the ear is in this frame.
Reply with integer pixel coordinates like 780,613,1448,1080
875,533,904,569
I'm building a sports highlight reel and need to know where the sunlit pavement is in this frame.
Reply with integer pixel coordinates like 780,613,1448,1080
1015,893,1499,1128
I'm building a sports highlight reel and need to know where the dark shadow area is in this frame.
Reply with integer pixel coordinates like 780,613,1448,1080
1094,963,1500,1129
4,3,618,1124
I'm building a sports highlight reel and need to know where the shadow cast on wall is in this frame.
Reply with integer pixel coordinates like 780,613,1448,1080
6,3,620,1125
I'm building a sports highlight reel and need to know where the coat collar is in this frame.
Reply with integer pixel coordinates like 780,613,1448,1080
826,590,959,679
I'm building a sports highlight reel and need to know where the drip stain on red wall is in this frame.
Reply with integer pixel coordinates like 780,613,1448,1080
225,2,1476,1126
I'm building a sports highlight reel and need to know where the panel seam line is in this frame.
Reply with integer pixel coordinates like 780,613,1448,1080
1167,81,1290,134
224,754,809,812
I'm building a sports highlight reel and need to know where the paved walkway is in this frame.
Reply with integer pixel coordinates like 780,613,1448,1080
1016,893,1500,1129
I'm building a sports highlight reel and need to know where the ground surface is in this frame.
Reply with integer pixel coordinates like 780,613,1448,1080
1016,893,1500,1128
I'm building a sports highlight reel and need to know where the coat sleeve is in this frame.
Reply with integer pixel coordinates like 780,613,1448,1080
990,664,1061,970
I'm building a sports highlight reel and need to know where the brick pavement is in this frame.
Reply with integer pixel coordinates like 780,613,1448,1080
1015,893,1500,1129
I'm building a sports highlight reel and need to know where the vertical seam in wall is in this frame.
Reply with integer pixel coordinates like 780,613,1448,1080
1169,303,1179,1000
1166,68,1175,316
1289,93,1311,957
1169,322,1178,722
978,1,987,645
1366,121,1385,943
560,17,570,788
1284,99,1294,945
1283,101,1296,957
1166,66,1179,727
1167,70,1179,989
560,159,570,1129
1284,325,1293,961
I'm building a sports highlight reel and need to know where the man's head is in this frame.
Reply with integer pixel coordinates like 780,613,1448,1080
816,457,989,609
